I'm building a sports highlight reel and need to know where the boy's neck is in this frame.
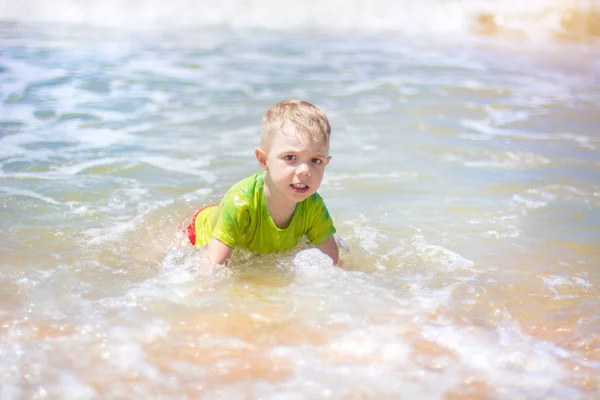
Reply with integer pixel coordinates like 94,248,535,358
263,179,297,229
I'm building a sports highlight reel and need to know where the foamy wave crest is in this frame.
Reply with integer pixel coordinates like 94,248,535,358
1,0,599,40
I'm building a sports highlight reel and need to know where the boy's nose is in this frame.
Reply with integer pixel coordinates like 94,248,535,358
296,162,310,176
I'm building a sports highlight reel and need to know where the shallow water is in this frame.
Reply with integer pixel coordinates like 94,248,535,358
1,10,600,400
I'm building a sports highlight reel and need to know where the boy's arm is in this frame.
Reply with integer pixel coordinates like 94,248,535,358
316,235,341,266
205,237,234,267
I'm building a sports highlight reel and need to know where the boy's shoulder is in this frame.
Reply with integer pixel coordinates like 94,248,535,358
305,191,324,204
228,171,265,197
299,192,329,218
220,171,265,210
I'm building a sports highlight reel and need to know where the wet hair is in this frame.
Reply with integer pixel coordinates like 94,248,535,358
260,100,331,150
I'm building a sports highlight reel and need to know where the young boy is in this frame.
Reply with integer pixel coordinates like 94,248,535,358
186,99,340,267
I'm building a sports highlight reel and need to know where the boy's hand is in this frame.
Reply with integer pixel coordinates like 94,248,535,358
205,237,233,267
316,235,341,266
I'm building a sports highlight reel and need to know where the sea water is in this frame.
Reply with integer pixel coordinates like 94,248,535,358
1,0,599,398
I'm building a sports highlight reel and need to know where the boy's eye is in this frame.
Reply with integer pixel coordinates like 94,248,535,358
312,158,323,164
284,155,296,161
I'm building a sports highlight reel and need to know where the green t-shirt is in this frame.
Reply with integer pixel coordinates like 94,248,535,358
194,171,335,254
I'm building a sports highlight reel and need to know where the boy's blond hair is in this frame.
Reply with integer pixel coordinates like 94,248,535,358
260,100,331,150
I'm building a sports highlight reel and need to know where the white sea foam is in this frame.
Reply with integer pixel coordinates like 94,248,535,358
86,200,163,245
324,171,417,184
0,59,66,101
461,151,551,169
511,189,557,210
484,105,535,126
423,324,576,398
64,127,136,148
53,157,125,175
1,0,597,40
543,274,593,295
55,372,97,400
140,156,217,180
0,188,61,205
414,241,477,273
0,130,56,160
292,248,337,278
460,119,595,148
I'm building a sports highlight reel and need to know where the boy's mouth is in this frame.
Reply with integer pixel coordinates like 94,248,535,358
290,183,309,193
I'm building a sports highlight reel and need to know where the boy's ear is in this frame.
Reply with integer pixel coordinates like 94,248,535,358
255,147,268,170
325,156,332,165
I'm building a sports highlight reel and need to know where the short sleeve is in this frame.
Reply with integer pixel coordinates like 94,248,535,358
305,194,336,245
211,190,250,248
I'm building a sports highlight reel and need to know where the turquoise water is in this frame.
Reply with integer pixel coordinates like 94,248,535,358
1,14,600,400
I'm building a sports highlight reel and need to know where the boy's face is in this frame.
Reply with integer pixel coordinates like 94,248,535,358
256,125,331,206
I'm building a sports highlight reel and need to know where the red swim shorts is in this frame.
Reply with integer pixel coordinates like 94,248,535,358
185,204,217,246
